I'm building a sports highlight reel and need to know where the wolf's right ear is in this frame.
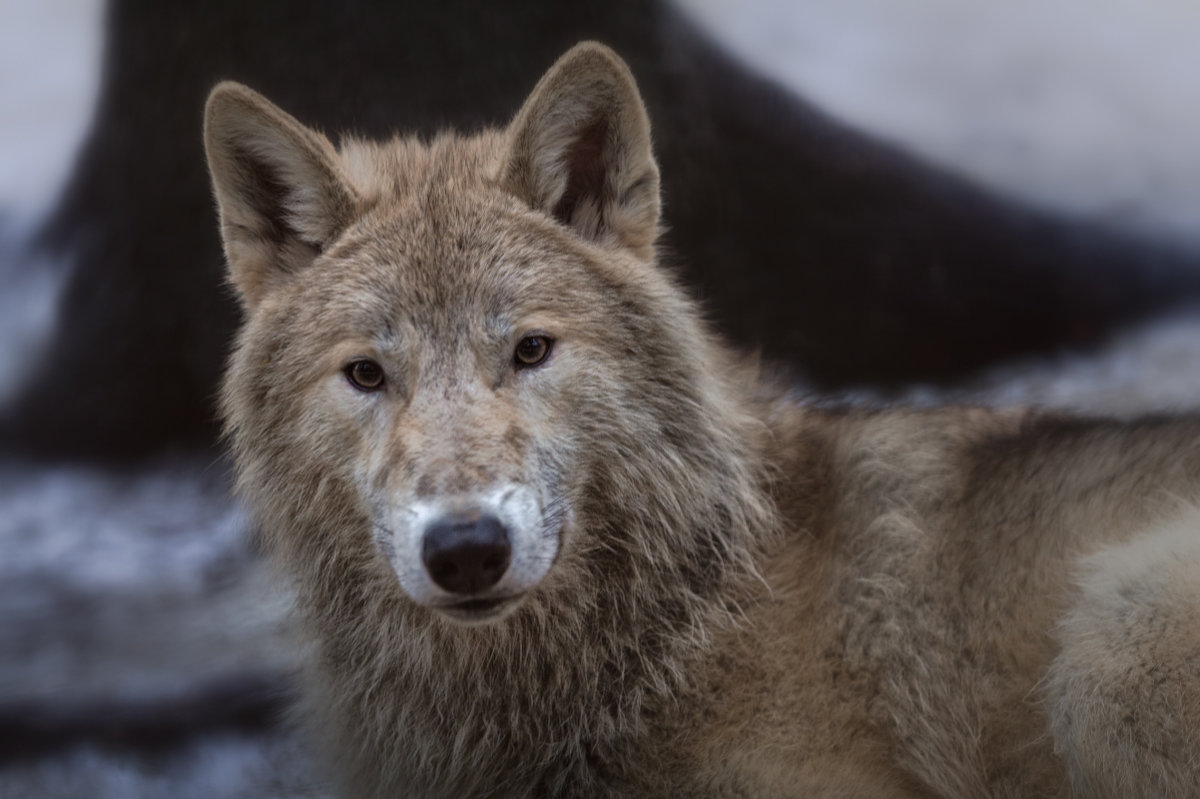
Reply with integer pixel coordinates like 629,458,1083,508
204,82,359,308
500,43,660,261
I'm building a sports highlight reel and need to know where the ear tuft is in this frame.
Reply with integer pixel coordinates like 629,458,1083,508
204,82,359,308
501,42,660,260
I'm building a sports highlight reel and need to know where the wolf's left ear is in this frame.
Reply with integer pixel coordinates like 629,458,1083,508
204,82,359,308
500,42,660,260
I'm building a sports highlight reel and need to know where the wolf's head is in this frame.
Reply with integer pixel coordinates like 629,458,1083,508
206,43,772,635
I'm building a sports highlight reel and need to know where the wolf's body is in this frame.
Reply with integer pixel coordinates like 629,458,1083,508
206,43,1200,798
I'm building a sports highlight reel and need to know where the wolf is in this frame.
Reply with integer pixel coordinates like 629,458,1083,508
206,42,1200,798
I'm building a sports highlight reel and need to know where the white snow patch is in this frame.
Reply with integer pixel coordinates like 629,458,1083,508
678,0,1200,244
0,0,102,402
0,0,103,230
0,730,329,799
0,457,299,706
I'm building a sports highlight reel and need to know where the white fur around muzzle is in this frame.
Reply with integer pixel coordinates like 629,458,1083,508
379,483,558,610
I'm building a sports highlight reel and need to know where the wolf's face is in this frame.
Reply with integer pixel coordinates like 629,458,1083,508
245,187,654,625
206,44,702,626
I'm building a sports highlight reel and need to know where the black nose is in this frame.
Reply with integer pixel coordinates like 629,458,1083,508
421,513,512,595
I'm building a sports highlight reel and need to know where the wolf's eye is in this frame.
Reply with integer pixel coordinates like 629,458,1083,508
514,335,554,369
345,359,385,391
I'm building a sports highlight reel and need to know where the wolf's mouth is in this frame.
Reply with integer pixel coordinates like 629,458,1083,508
449,597,508,612
435,594,522,624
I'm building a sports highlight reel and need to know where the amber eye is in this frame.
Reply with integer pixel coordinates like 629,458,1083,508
514,335,554,369
345,359,385,391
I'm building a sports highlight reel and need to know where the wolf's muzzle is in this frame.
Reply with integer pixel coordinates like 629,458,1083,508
421,512,512,595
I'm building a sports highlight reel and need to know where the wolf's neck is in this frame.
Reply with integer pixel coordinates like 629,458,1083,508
306,523,764,796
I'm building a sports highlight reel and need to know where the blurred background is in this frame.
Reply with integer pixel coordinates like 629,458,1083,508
1,1,1198,796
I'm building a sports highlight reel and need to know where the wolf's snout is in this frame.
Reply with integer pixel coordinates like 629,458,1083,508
421,513,512,595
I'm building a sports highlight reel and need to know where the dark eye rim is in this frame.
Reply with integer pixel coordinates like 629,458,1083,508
344,358,386,391
513,333,555,369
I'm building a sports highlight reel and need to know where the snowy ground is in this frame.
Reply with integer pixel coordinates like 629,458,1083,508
0,456,323,798
2,1,1199,796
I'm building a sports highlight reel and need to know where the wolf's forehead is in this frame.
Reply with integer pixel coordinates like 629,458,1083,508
322,135,607,319
335,209,557,293
314,218,574,335
341,130,503,202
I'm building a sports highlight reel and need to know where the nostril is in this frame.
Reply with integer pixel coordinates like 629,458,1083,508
421,514,512,595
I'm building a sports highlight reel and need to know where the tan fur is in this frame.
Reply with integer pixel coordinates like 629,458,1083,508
205,42,1200,798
